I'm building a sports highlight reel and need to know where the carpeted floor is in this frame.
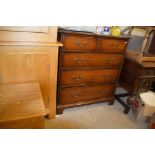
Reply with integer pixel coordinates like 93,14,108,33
45,87,148,129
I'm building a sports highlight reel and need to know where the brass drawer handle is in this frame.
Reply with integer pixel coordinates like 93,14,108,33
103,74,111,79
75,40,88,47
71,93,80,98
98,90,108,94
109,42,119,48
83,40,88,45
72,74,83,81
73,57,85,63
106,57,116,63
75,40,81,45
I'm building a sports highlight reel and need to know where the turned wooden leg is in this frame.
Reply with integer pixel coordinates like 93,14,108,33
123,106,130,114
109,99,115,105
115,93,131,114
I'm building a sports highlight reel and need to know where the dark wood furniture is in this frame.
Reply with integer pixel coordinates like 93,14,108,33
147,31,155,55
116,53,155,114
0,83,46,129
116,26,155,114
57,29,129,114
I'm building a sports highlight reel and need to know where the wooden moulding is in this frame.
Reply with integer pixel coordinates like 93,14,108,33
141,56,155,62
0,116,45,129
126,51,155,63
0,26,58,42
0,41,63,47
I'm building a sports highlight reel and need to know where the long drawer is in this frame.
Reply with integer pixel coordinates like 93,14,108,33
100,38,127,53
60,84,116,105
62,53,124,68
61,69,120,86
138,69,155,77
62,35,98,51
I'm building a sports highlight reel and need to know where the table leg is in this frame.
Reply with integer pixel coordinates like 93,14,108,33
115,93,131,114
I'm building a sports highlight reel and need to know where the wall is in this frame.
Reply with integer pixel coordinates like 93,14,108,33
61,26,146,36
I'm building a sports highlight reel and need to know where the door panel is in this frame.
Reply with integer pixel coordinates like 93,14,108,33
0,54,50,108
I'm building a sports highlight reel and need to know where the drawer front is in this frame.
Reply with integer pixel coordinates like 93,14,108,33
62,35,98,51
62,53,123,68
61,69,120,86
138,69,155,77
60,84,116,105
100,38,127,53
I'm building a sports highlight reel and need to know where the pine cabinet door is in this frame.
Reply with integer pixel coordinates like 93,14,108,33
0,54,50,109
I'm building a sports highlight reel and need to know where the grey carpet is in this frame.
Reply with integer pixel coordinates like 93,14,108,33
45,87,148,129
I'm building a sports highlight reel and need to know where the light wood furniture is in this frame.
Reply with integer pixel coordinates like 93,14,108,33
0,83,46,129
57,29,129,114
0,26,57,42
0,26,63,118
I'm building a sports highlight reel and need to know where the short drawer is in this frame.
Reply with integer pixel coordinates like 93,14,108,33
62,35,98,51
61,69,120,86
100,38,128,53
62,53,124,68
60,84,116,105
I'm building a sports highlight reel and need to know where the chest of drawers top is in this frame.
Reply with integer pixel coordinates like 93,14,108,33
58,29,130,52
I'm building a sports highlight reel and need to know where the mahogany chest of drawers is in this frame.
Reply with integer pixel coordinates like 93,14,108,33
57,29,129,114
